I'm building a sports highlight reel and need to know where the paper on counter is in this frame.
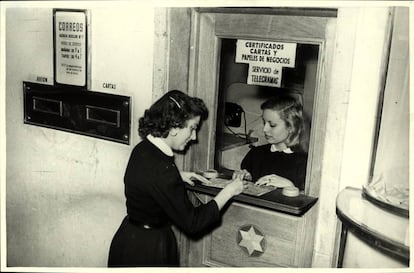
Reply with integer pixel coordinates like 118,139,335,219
203,178,275,197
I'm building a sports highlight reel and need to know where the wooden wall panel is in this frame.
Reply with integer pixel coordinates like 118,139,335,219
215,14,329,41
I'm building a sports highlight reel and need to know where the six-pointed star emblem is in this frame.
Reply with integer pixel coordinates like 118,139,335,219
238,226,265,256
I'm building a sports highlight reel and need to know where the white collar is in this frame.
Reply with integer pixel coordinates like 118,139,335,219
147,135,174,157
270,144,294,154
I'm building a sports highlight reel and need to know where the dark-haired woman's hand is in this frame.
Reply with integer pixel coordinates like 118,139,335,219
225,171,246,196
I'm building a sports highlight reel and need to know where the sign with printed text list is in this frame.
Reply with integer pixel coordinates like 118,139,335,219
236,40,297,87
54,10,87,87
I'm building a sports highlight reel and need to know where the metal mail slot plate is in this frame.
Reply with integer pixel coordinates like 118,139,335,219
23,81,131,144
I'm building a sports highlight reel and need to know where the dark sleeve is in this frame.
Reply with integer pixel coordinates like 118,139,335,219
149,168,220,236
240,148,254,172
295,154,308,191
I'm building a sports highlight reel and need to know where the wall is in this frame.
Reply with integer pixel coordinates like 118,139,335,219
4,3,154,267
312,7,394,267
338,7,394,190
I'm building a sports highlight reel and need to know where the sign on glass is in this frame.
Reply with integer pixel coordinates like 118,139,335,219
235,39,297,87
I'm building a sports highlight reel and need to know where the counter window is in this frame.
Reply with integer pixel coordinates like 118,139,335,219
213,39,320,193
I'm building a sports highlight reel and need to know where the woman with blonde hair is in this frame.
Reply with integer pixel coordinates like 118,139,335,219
234,94,308,191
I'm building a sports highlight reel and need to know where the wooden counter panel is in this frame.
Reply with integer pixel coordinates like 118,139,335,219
204,202,301,267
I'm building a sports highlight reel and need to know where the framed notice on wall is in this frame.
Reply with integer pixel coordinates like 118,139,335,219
53,9,89,88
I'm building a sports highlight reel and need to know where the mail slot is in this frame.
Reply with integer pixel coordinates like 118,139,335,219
23,81,131,144
33,96,63,116
86,105,120,127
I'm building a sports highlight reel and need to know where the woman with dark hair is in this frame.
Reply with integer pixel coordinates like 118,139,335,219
233,94,308,191
108,90,245,267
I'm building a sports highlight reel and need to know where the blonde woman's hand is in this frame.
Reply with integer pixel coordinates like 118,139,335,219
180,171,210,186
255,174,294,188
232,169,252,181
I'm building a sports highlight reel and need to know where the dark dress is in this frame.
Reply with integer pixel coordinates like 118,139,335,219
108,139,220,267
241,144,308,190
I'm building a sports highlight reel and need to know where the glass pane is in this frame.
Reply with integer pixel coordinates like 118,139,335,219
213,38,320,193
364,8,409,213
